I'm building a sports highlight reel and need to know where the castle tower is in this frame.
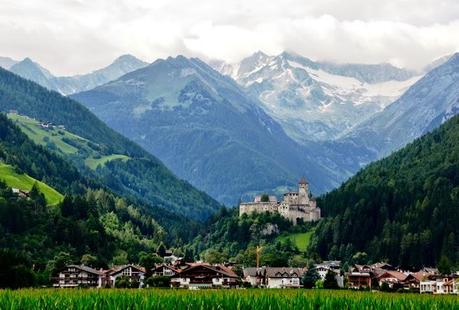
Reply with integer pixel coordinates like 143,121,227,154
298,177,309,205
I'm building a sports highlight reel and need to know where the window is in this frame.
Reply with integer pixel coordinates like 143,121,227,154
121,268,132,276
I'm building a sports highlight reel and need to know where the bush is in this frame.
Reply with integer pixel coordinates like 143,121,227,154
146,276,171,288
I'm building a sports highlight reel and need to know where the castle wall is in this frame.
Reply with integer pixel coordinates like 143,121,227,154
239,202,278,216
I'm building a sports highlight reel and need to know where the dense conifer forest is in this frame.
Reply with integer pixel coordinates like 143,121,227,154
310,115,459,269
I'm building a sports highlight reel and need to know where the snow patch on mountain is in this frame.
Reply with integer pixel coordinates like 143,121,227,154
212,52,422,143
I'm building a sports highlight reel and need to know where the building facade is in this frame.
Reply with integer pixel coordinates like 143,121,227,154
53,265,103,288
239,178,321,224
242,267,306,288
103,264,146,288
171,263,239,289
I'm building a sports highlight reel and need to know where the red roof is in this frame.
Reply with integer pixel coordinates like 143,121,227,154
377,270,408,282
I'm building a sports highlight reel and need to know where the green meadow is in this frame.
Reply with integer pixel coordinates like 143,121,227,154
0,164,63,205
0,289,457,310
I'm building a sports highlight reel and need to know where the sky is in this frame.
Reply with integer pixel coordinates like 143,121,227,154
1,0,459,75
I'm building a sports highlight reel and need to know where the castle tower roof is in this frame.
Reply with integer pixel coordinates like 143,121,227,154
298,177,308,185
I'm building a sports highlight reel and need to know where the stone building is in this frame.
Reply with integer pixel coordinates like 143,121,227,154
239,177,321,224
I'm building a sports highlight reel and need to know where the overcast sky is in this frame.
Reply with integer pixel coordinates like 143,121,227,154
1,0,459,75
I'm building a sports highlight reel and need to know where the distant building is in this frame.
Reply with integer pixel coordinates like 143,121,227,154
152,264,179,277
53,265,103,288
11,188,30,198
420,277,458,294
242,267,306,288
171,263,239,289
239,178,321,224
103,264,146,288
314,261,344,287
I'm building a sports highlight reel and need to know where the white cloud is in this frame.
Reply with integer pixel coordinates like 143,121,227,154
0,0,458,75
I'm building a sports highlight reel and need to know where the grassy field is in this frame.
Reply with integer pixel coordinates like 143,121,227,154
0,289,457,310
8,113,130,170
8,113,81,155
85,154,130,170
277,231,314,252
0,164,63,205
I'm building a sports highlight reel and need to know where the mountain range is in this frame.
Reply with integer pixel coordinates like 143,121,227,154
0,67,221,238
211,51,422,143
72,56,341,204
3,51,459,207
340,53,459,160
4,55,147,95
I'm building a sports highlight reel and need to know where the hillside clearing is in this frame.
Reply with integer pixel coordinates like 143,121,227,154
0,164,63,205
277,231,314,252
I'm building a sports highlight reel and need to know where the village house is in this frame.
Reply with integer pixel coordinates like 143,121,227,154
152,264,179,277
170,263,239,289
376,270,409,289
239,178,321,225
265,267,306,288
103,264,146,288
242,267,266,287
53,265,103,288
345,263,450,292
242,267,306,288
314,261,344,287
420,277,458,294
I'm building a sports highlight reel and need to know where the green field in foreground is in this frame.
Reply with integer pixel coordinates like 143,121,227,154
0,289,457,310
277,231,314,252
0,164,63,205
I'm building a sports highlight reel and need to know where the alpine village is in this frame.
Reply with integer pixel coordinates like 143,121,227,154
2,3,459,308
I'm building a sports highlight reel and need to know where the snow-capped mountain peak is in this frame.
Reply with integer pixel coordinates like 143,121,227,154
211,51,422,143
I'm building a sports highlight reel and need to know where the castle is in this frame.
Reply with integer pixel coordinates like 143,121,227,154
239,177,321,225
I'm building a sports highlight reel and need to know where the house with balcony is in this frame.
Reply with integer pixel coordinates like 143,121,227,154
53,265,103,288
170,263,239,288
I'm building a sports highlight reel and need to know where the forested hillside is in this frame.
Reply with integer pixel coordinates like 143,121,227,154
0,114,166,287
311,114,459,269
0,67,221,222
187,208,315,267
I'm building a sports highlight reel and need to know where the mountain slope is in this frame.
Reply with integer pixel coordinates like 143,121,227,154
73,56,341,204
0,114,169,287
56,54,148,94
0,67,221,222
10,58,59,91
342,52,459,160
0,163,63,205
311,114,459,269
213,52,420,143
7,55,147,95
0,57,18,70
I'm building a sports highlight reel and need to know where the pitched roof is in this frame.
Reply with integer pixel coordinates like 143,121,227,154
67,265,104,275
265,267,306,278
243,267,265,277
174,263,238,278
105,264,146,275
377,270,408,282
152,264,179,273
